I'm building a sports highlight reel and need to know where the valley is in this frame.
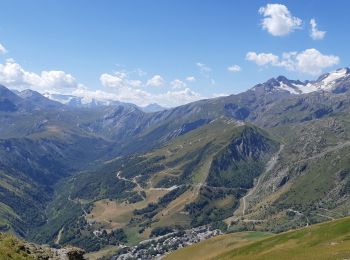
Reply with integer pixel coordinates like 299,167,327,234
1,67,350,259
1,1,350,259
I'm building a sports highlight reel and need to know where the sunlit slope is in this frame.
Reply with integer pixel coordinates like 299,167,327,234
34,118,279,250
164,231,272,260
168,216,350,260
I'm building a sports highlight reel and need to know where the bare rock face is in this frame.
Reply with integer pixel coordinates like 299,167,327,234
55,247,86,260
23,243,85,260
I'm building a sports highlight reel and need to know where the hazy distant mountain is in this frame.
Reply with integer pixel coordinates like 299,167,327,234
43,93,128,108
0,85,26,112
140,103,168,113
18,89,64,110
44,92,167,112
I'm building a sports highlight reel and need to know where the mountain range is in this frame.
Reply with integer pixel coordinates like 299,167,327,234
42,92,167,112
1,67,350,257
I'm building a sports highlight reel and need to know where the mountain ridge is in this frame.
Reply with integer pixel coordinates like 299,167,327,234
251,67,350,95
1,67,350,255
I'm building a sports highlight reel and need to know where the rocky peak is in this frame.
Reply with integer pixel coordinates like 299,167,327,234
18,89,42,99
312,67,350,93
316,67,350,82
252,68,350,96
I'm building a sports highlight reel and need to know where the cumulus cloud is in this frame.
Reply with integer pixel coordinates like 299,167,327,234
310,19,326,40
0,57,202,107
227,65,241,73
246,48,339,75
259,3,302,36
146,75,165,87
0,43,7,54
98,80,202,107
99,71,203,107
157,88,203,107
0,58,80,92
186,76,196,82
171,79,187,89
246,52,279,66
100,71,142,89
287,49,339,75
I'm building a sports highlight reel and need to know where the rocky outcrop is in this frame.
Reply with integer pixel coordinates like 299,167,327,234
23,243,85,260
0,232,85,260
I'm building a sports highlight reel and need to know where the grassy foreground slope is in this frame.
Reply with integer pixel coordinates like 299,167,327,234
0,232,85,260
167,216,350,260
165,231,272,260
0,233,33,260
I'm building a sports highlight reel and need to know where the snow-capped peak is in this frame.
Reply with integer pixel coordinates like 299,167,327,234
254,68,350,95
312,68,350,91
252,76,308,95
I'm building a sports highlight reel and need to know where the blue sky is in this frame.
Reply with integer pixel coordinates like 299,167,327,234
0,0,349,107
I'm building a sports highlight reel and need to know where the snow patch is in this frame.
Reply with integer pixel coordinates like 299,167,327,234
279,82,300,94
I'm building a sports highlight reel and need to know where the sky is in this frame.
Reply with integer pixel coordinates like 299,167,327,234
0,0,349,107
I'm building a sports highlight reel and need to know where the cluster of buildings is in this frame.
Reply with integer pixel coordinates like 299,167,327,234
114,226,222,260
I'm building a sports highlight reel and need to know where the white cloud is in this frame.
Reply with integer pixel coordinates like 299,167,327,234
259,4,302,36
100,71,142,89
0,58,80,92
246,48,339,75
196,62,216,85
157,88,203,107
227,65,241,73
100,72,125,88
0,57,203,107
196,62,211,74
0,43,7,54
96,78,203,107
99,72,203,107
246,52,279,66
289,48,339,75
310,19,326,40
146,75,165,87
186,76,196,82
171,79,187,89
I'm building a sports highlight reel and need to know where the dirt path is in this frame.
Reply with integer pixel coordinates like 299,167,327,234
55,227,63,244
314,213,334,220
319,207,343,217
287,208,310,226
297,141,350,164
117,171,146,198
149,185,180,191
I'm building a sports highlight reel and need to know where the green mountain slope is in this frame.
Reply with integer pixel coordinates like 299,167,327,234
1,70,350,254
229,115,350,233
0,233,33,259
0,119,112,236
32,118,278,251
167,216,350,260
